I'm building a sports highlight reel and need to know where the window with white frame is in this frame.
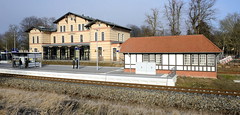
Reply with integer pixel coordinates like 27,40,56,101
95,32,98,41
78,24,81,31
118,33,120,41
199,54,206,65
191,54,198,65
184,54,190,65
60,26,62,32
82,24,84,31
149,54,155,62
80,35,83,42
32,36,34,43
37,36,39,43
143,54,149,62
63,26,66,32
102,32,104,41
156,54,162,64
207,54,215,66
70,25,73,31
122,34,124,41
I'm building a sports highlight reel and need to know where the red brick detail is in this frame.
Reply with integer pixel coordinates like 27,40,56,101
124,69,217,78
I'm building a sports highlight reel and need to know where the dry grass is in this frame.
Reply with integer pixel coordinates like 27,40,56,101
0,88,216,115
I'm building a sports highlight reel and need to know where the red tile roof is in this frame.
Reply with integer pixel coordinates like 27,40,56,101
120,35,222,53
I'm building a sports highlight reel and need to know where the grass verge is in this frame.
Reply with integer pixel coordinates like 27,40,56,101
176,74,240,91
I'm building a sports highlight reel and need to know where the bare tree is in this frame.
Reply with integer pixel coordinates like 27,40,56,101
219,13,240,56
164,0,184,35
2,25,20,51
19,16,56,50
187,0,216,34
145,8,162,36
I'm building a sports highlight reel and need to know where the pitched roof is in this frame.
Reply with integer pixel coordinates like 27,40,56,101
120,35,222,53
53,12,131,31
25,26,56,32
53,12,95,23
85,19,131,31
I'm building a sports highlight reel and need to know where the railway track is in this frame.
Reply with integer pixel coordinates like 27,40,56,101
0,73,240,97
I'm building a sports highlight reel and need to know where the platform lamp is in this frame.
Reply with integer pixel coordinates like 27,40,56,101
95,29,99,71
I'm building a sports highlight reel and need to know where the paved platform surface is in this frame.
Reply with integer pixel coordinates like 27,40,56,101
0,63,165,78
0,63,177,86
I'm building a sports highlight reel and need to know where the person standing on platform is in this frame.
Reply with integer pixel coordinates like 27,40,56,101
72,58,75,69
12,59,16,68
19,58,22,69
76,58,79,69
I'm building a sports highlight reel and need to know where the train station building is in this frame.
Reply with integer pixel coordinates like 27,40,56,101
120,35,222,78
26,12,131,62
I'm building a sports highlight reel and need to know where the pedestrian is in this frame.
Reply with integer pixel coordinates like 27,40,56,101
19,58,22,69
76,58,78,69
12,59,16,68
72,58,75,69
25,58,29,68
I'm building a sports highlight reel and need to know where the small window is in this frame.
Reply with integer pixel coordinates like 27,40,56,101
102,32,104,41
32,36,35,43
207,54,215,66
62,36,64,43
184,54,190,65
149,54,155,62
156,54,162,64
80,35,83,42
71,35,74,43
143,54,149,62
37,36,39,43
63,26,66,32
95,32,98,41
122,34,124,41
71,25,73,31
82,24,84,31
199,54,206,65
53,36,56,43
118,33,120,41
60,26,62,32
191,54,198,65
78,24,81,31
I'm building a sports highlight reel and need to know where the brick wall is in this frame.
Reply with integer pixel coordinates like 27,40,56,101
124,69,217,78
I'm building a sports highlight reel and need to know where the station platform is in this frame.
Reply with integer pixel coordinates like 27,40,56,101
0,63,177,86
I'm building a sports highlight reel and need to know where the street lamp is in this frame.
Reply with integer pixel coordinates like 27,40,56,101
96,29,99,71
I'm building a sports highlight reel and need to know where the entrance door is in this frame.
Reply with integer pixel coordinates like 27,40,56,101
113,48,117,61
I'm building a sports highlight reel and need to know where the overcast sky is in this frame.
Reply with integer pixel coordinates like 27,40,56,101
0,0,240,34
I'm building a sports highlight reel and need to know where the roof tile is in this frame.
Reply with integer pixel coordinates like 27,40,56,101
120,35,222,53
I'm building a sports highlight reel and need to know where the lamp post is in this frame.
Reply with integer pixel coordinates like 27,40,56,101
95,29,99,71
13,31,16,50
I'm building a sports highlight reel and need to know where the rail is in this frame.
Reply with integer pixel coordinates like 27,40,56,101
0,73,240,97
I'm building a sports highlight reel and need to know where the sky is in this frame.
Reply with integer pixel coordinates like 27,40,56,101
0,0,240,34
